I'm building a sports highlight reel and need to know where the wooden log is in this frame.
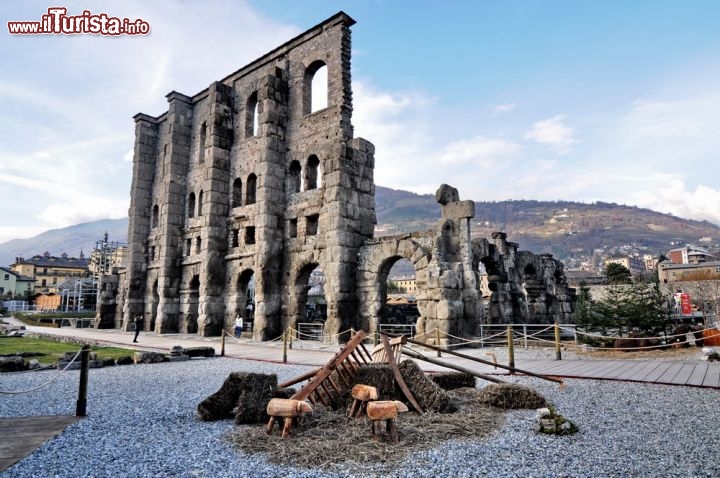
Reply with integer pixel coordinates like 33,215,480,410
402,336,564,385
381,334,423,413
371,419,386,441
278,368,321,388
387,418,399,442
266,398,312,418
367,400,408,420
351,384,379,401
401,347,505,384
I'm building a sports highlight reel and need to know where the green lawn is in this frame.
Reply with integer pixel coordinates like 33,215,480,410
0,336,135,365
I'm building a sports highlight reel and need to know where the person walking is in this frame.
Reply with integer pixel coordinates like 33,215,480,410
133,314,143,343
234,314,243,338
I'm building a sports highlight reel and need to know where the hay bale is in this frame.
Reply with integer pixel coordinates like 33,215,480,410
234,373,278,424
198,372,278,422
430,372,476,390
477,383,548,409
353,364,397,399
198,372,251,421
398,360,456,413
273,387,296,399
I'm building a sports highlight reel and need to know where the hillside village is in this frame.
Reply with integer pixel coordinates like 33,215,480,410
3,230,719,325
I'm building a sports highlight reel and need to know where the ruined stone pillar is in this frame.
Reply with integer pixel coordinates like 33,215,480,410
196,82,233,336
122,113,159,331
153,92,193,333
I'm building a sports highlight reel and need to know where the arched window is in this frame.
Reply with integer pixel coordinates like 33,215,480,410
199,122,207,162
151,205,159,228
232,178,243,207
305,61,328,114
306,155,320,190
187,193,196,218
288,160,301,194
246,92,259,138
246,174,257,205
198,190,204,216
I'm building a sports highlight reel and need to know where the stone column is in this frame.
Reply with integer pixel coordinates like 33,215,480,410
122,113,159,331
197,82,233,336
155,91,193,333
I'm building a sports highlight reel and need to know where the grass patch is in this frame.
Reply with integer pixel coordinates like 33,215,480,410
0,336,135,365
12,311,96,328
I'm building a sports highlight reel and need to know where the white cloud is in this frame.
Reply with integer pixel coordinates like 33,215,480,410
0,0,298,241
493,103,517,114
624,96,720,140
439,136,521,165
523,115,578,154
645,180,720,226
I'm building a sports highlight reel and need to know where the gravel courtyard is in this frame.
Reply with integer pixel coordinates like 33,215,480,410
1,357,718,477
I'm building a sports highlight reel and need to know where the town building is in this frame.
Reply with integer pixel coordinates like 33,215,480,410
667,245,717,265
603,256,646,275
11,252,89,292
658,260,720,283
0,266,35,299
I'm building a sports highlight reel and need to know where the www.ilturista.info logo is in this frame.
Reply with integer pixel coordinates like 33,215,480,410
8,7,150,35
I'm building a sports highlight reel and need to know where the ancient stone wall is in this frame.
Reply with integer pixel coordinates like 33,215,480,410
101,12,576,343
113,13,375,340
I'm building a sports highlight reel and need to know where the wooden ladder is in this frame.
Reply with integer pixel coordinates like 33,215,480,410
289,330,373,408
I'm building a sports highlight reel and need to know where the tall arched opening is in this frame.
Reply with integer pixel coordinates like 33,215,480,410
235,269,255,334
294,263,325,339
185,275,200,334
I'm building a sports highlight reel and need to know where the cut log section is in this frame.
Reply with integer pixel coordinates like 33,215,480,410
347,384,379,418
367,400,408,442
266,398,313,439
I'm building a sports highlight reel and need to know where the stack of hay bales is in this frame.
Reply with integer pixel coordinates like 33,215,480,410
476,383,548,409
429,372,476,390
197,372,279,424
397,360,457,413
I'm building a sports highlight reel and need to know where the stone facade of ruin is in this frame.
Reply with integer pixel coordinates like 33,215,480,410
97,12,575,343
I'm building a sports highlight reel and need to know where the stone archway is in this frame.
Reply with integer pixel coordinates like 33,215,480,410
357,236,431,337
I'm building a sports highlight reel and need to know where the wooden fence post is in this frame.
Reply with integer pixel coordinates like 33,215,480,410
507,326,515,372
555,320,562,360
282,331,288,363
436,328,441,357
76,344,91,417
221,329,226,357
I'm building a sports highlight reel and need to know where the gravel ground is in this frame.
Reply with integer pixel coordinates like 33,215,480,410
1,357,719,478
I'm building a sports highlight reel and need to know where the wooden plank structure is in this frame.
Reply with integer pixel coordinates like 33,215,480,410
370,336,404,363
288,330,373,407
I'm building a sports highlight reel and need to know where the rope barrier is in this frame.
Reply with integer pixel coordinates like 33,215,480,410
569,325,717,341
0,347,83,395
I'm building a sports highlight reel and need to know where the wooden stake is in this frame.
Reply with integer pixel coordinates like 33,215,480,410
76,344,91,417
555,320,562,361
507,325,515,372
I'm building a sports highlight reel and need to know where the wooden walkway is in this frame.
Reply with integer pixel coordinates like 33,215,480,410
454,358,720,389
539,359,720,388
0,415,81,472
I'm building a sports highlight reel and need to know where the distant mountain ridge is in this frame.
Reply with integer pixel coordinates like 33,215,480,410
1,186,718,267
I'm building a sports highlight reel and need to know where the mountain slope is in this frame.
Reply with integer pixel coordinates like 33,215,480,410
1,187,718,267
0,219,128,266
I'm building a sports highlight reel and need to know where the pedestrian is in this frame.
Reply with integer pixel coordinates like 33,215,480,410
234,314,243,338
133,314,143,343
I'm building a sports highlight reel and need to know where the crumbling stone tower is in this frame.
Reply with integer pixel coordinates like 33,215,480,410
120,12,375,339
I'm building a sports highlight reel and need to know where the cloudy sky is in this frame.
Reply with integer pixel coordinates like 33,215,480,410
2,0,719,244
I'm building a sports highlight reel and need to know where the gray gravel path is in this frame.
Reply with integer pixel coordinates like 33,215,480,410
1,357,718,477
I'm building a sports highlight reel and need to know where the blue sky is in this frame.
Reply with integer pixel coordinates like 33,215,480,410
2,0,719,244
